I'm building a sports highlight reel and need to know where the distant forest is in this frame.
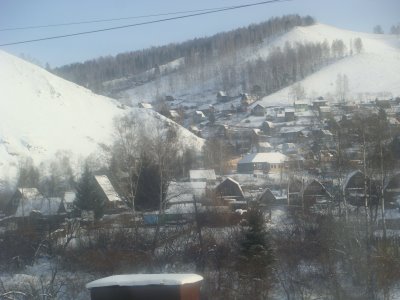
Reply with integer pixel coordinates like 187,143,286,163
53,15,315,93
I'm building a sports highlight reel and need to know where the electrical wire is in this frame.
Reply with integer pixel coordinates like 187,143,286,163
0,6,234,32
0,0,289,47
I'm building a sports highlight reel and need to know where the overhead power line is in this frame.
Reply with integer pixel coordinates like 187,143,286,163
0,0,289,47
0,6,234,32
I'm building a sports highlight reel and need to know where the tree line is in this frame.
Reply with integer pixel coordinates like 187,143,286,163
52,15,315,92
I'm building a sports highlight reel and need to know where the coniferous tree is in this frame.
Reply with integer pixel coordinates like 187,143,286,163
74,164,104,219
237,204,274,298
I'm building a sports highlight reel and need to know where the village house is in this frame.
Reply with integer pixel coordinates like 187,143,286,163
318,106,332,119
251,104,266,116
237,152,288,174
6,188,64,217
343,170,379,207
285,108,295,122
280,126,305,143
302,179,332,209
94,175,127,213
312,99,328,110
217,91,230,102
215,177,245,202
294,100,309,112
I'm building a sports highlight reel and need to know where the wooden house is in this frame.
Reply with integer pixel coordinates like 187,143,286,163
215,177,245,202
217,91,230,102
302,180,332,209
94,175,127,212
257,188,277,219
86,274,203,300
251,104,266,116
343,171,379,207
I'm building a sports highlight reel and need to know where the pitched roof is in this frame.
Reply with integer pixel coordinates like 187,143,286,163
94,175,122,202
238,152,288,164
15,194,62,217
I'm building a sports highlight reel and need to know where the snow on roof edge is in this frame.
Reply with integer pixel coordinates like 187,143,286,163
86,274,203,289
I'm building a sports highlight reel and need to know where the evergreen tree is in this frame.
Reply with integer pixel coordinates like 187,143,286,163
237,204,274,298
74,164,104,219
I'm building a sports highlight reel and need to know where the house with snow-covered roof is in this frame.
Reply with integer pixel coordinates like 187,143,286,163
63,191,76,213
189,169,217,184
237,152,288,174
94,175,127,212
251,104,266,116
215,177,245,202
6,188,64,217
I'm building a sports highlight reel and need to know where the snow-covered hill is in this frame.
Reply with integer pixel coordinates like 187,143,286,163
0,51,203,183
255,23,400,106
123,23,400,107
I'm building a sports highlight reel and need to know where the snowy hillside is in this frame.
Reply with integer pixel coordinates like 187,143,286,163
255,23,400,106
123,23,400,107
0,51,203,183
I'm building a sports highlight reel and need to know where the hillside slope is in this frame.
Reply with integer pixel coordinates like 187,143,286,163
123,23,400,106
255,23,400,106
0,51,203,182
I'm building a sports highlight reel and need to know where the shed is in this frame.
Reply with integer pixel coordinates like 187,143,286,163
86,274,203,300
